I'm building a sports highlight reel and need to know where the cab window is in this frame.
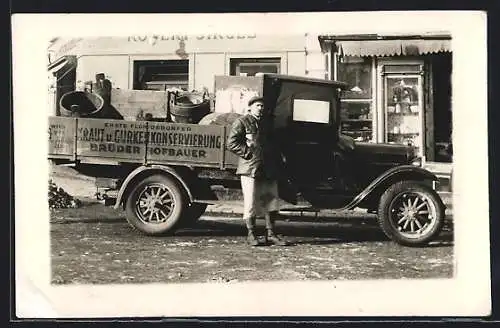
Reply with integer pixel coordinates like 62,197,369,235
292,99,330,124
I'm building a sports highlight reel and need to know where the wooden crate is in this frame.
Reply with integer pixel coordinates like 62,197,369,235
110,89,169,121
214,76,264,115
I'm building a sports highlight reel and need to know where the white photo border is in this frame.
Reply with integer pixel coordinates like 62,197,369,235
12,11,490,318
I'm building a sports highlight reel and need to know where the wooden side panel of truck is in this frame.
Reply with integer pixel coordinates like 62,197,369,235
48,116,239,169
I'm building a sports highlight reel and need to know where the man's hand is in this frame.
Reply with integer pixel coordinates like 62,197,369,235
246,134,256,147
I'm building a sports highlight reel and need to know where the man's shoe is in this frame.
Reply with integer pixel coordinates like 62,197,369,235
265,232,288,246
247,232,261,246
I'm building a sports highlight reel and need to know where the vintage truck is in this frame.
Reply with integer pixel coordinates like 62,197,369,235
48,74,446,247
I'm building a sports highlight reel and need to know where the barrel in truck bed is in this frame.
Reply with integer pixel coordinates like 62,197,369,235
48,116,239,169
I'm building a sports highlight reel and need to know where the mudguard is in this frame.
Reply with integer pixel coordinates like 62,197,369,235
114,165,194,210
341,165,439,210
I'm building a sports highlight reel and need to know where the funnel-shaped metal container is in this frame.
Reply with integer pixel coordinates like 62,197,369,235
59,91,104,117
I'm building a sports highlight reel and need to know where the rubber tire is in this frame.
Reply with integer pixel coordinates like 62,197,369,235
378,180,445,247
125,174,187,235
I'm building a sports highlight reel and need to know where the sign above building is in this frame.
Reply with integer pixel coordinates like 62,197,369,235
128,34,257,44
48,35,306,61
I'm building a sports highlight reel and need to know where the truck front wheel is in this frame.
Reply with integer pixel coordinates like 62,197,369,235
378,180,445,247
125,174,187,235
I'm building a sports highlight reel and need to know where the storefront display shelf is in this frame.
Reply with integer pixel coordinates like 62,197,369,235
388,132,419,136
341,119,372,122
387,111,419,115
388,101,419,106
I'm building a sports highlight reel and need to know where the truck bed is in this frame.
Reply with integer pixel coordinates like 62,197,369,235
48,116,239,169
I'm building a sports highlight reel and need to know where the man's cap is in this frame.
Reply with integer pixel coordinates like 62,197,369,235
248,96,264,106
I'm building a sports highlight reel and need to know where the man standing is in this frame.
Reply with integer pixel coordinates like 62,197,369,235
227,96,287,247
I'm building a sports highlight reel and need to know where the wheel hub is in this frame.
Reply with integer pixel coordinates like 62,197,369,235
145,197,161,212
403,207,416,219
390,191,437,238
136,184,175,224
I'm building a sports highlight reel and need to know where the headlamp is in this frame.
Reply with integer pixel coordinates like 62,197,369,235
411,156,422,167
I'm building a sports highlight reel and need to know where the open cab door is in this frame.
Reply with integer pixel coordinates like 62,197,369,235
262,74,349,208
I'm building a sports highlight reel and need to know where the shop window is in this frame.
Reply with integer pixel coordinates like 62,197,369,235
230,58,280,76
337,56,374,142
384,75,423,155
133,60,189,91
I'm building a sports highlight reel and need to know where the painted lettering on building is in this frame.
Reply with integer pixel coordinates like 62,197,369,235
128,34,257,44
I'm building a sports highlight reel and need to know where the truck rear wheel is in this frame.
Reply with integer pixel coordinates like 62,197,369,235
125,174,187,235
378,180,445,247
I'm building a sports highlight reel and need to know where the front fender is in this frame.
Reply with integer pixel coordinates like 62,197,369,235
114,165,194,210
343,165,439,210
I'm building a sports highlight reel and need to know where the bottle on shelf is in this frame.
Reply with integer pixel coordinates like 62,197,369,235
395,102,401,113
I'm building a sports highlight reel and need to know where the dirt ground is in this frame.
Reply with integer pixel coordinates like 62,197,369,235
50,202,454,284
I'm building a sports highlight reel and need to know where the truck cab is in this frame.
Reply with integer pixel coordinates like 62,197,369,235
261,75,419,207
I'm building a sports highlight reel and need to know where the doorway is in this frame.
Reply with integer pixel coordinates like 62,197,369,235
49,57,77,116
431,53,453,163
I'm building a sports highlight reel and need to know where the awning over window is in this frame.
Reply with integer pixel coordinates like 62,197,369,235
335,39,451,57
48,55,77,79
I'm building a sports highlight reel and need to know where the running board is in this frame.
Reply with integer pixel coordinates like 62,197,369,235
279,205,319,212
56,162,77,167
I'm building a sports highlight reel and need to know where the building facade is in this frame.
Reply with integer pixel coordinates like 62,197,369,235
47,34,329,119
48,33,452,175
48,34,327,90
318,33,453,169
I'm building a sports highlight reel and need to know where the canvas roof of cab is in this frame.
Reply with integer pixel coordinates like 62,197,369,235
262,73,349,89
